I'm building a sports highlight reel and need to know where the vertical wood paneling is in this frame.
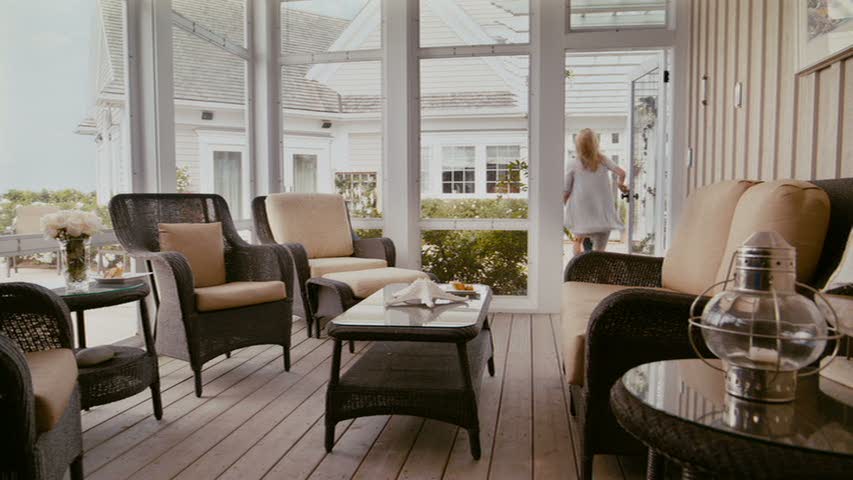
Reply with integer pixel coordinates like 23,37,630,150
733,0,751,180
688,0,700,192
713,0,727,183
687,0,850,186
761,0,781,180
724,0,738,180
795,74,818,179
696,0,709,187
842,59,853,178
747,0,765,179
815,64,842,179
777,0,798,179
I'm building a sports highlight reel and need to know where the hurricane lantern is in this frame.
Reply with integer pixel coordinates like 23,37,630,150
689,231,839,402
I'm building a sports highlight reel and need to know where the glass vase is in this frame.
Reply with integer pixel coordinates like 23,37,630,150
60,237,91,293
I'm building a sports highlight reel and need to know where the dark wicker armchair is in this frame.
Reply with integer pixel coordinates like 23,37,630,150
109,194,295,397
565,178,853,480
0,283,83,480
253,194,395,337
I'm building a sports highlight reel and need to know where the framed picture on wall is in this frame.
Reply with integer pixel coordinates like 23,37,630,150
797,0,853,72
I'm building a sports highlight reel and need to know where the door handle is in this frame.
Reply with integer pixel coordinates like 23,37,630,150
620,191,639,201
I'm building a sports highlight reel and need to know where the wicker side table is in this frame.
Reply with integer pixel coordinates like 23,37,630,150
610,359,853,480
56,281,162,419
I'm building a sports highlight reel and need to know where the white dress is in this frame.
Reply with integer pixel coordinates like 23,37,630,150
563,156,624,235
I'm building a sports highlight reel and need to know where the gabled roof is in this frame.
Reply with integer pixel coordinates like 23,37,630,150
95,0,526,115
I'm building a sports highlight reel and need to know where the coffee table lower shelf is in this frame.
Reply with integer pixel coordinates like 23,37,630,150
325,328,494,459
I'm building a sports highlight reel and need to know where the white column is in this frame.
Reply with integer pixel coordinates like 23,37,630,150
382,0,421,269
529,0,566,313
247,0,282,196
125,0,176,193
668,0,691,249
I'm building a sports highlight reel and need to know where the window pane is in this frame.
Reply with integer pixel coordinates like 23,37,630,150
172,0,250,218
421,230,528,296
569,0,668,30
281,61,383,218
281,0,381,55
421,56,528,218
2,0,133,344
420,0,530,47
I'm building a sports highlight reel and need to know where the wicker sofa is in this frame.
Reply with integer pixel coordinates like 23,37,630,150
110,194,295,397
0,283,83,480
562,178,853,479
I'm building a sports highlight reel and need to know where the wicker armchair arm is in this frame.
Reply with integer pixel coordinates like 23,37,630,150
583,289,711,415
0,283,75,351
129,250,196,318
0,334,37,458
564,251,663,287
353,237,396,266
279,242,311,285
226,243,295,300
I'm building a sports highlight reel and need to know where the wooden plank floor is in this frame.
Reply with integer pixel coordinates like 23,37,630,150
78,315,644,480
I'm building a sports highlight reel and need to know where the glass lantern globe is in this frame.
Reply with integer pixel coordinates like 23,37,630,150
695,232,835,402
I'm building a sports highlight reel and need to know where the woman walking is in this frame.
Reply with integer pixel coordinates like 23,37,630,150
563,128,629,255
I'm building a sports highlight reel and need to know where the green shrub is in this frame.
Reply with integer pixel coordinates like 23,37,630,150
0,189,110,233
420,198,528,295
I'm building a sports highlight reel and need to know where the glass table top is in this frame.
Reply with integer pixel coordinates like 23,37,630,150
622,359,853,457
52,280,146,298
331,283,491,328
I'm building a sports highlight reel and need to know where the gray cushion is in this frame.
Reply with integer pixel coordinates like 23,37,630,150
76,346,115,367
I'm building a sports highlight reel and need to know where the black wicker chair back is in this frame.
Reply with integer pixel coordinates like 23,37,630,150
0,283,83,480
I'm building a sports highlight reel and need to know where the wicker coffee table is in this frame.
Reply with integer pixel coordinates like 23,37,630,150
56,281,162,419
325,283,494,459
610,359,853,479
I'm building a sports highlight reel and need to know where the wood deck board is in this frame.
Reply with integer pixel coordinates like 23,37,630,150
80,314,637,480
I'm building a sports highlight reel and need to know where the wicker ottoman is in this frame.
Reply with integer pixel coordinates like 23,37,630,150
305,267,436,338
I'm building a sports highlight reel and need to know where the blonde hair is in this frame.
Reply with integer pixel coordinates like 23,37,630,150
575,128,602,171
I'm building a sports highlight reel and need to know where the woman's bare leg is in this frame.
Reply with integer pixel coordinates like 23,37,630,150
572,237,585,256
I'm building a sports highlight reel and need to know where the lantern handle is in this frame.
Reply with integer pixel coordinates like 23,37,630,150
688,278,733,374
794,282,841,377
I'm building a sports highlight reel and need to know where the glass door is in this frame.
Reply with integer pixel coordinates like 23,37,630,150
626,54,666,255
292,153,318,193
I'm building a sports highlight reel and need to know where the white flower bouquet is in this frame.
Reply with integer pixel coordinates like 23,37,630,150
41,210,103,240
40,210,103,292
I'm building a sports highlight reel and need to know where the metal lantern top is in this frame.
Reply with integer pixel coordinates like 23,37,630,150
731,231,797,293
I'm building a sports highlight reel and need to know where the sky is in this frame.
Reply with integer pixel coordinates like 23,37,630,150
0,0,98,193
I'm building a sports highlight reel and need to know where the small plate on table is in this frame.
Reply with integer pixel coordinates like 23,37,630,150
93,272,152,285
443,284,480,297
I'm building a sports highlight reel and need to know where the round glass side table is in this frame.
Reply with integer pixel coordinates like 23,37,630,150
54,281,162,419
610,359,853,479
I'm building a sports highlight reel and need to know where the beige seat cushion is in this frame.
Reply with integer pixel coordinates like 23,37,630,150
662,180,755,295
159,222,226,287
323,267,430,298
26,348,78,433
195,281,286,312
562,282,669,386
265,193,354,259
715,180,830,286
308,257,387,278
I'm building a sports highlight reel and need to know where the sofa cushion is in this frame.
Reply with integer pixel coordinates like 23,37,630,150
195,281,286,312
265,193,354,259
715,180,830,286
562,282,669,386
159,222,226,287
308,257,387,278
323,267,430,298
26,348,78,433
662,180,755,295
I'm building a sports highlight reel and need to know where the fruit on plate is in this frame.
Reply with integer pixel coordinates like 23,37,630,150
450,281,474,291
103,266,125,279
